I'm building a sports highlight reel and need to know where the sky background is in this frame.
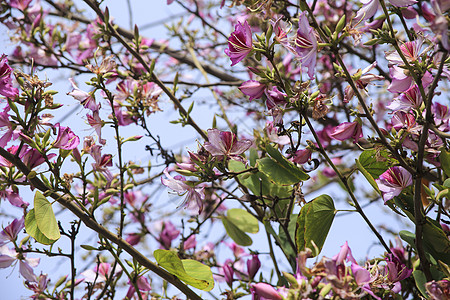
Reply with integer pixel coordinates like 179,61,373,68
0,1,412,299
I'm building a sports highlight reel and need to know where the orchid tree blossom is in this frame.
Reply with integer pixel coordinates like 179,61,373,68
295,12,318,80
52,123,80,150
0,217,24,246
0,245,40,282
330,121,363,143
238,80,266,101
81,262,121,283
203,128,252,161
376,166,413,202
343,62,384,102
225,21,253,66
161,168,205,213
0,55,19,98
67,78,98,112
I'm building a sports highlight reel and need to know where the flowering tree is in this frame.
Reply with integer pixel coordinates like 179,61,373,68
0,0,449,299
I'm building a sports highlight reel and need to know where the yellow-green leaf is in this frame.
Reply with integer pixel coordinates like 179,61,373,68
25,209,58,245
154,249,213,291
34,191,60,241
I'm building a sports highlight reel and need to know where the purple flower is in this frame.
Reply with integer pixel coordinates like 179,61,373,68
0,106,17,148
355,0,417,23
238,80,266,101
9,0,33,10
251,283,282,300
0,245,40,282
344,62,384,102
330,121,363,143
386,39,425,65
81,262,121,283
0,217,24,246
161,168,205,213
295,12,318,80
387,85,422,111
89,144,113,184
126,275,151,299
87,110,105,145
203,128,252,160
184,235,196,250
0,187,28,208
265,122,290,145
265,86,287,109
223,263,234,287
53,123,80,150
225,21,253,66
426,279,450,300
376,166,413,202
384,253,412,289
247,254,261,280
67,78,98,111
0,55,19,98
158,221,180,249
292,148,312,164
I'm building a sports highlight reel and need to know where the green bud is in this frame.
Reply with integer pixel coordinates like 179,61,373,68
335,15,346,34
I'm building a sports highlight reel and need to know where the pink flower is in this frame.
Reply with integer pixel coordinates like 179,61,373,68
0,245,40,282
53,123,80,150
81,262,121,283
87,110,105,145
161,168,205,213
225,21,253,66
265,122,290,145
67,78,98,111
0,187,28,208
126,276,151,299
0,217,24,246
295,12,318,80
184,235,196,250
158,221,180,249
271,17,296,53
344,62,384,102
238,80,266,101
203,128,252,160
25,273,50,299
0,106,17,148
89,145,113,183
330,121,363,143
251,283,282,300
223,263,234,287
0,55,19,98
9,0,33,10
292,148,312,164
376,166,413,202
387,85,422,111
265,86,287,109
247,254,261,280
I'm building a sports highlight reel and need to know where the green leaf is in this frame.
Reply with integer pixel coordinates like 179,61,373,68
228,160,291,198
34,191,61,241
222,217,252,246
257,144,309,185
296,195,336,256
355,158,381,194
440,148,450,177
227,208,259,234
358,149,393,178
413,270,429,299
154,249,213,291
25,209,58,245
182,259,214,291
